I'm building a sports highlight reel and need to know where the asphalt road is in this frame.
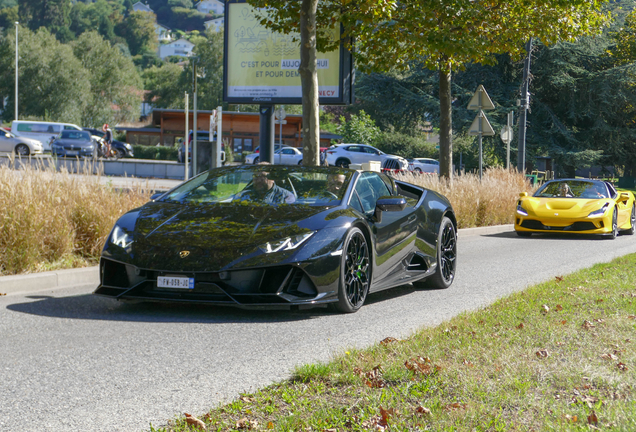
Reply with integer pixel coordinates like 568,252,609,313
2,230,636,432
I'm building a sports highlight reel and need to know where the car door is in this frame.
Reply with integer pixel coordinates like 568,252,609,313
0,131,12,152
362,145,382,164
352,172,418,285
608,182,630,226
344,145,363,164
278,148,297,165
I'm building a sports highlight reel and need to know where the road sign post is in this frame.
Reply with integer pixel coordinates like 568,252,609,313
500,111,514,169
468,85,496,180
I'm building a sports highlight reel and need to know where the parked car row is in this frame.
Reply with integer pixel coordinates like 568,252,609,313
0,127,44,156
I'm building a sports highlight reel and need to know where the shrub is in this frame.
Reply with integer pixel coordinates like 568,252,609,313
375,130,437,159
132,144,179,161
393,167,537,228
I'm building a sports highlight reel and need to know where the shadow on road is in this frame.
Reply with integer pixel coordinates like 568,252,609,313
5,282,418,323
480,231,619,241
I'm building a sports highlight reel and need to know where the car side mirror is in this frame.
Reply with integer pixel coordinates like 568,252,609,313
374,196,407,222
4,133,9,138
620,192,630,202
519,192,528,197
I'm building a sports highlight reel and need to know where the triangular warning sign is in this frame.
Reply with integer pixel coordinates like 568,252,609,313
467,85,495,111
468,112,496,136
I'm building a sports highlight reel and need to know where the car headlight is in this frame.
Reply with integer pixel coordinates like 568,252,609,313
587,203,609,218
125,143,132,150
516,202,528,216
110,225,134,248
259,232,314,253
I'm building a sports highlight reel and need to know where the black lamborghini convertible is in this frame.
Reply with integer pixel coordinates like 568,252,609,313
94,165,457,313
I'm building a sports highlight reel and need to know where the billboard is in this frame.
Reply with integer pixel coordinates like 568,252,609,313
223,0,353,105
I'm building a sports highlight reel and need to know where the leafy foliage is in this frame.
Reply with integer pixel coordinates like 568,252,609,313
337,110,380,145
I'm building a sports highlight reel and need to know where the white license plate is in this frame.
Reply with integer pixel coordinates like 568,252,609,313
66,151,78,156
157,276,194,289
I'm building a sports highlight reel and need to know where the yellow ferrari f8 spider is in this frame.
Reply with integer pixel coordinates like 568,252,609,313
515,179,635,239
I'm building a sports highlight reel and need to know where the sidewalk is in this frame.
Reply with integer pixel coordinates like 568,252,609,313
0,225,513,297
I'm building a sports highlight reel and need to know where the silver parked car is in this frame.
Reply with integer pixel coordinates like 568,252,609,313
408,158,439,174
0,127,43,156
325,143,407,169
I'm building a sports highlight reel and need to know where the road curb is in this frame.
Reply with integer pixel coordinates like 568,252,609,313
0,224,514,296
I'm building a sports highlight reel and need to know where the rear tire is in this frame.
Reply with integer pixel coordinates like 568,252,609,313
413,216,456,289
332,227,370,313
253,156,260,164
335,158,350,168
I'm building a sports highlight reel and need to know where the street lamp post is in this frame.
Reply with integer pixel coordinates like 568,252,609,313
15,22,18,121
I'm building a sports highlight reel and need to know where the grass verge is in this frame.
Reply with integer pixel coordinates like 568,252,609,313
156,254,636,431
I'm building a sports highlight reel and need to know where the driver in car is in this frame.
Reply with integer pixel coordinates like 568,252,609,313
235,165,296,205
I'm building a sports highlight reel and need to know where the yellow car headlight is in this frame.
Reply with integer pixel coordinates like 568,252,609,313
587,203,609,218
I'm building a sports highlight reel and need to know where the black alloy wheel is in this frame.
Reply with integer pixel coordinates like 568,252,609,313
335,158,349,168
333,227,370,313
607,208,618,239
15,143,30,156
414,167,422,173
414,216,456,289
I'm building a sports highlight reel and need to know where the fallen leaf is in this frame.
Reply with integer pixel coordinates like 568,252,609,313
404,357,440,376
380,337,398,345
555,276,564,282
542,304,550,314
415,406,431,415
517,323,525,329
601,353,618,361
240,396,254,403
564,414,578,422
184,413,206,430
444,402,467,411
462,359,474,367
555,304,563,311
596,298,604,303
267,421,274,429
0,293,6,296
379,407,394,427
628,315,636,320
363,365,386,388
588,411,599,425
582,320,595,329
594,318,604,323
582,395,599,408
536,349,550,358
617,363,628,371
561,320,567,325
236,418,256,430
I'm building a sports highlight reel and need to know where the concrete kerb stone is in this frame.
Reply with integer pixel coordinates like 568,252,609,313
0,225,514,296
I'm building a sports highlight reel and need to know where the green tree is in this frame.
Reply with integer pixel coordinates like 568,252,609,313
19,0,72,35
190,29,224,110
71,31,143,126
0,27,90,124
0,6,18,32
143,63,187,109
116,10,157,56
337,111,380,145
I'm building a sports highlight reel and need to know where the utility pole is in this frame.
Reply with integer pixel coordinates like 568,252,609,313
517,38,533,173
15,22,18,121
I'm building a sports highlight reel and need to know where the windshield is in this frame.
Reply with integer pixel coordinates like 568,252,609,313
534,180,609,199
160,166,352,206
60,131,91,140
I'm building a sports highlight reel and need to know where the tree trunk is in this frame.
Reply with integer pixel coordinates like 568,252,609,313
299,0,320,166
438,60,453,183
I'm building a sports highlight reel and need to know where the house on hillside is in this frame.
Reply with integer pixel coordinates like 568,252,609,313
158,38,195,59
154,23,172,42
132,1,154,13
204,17,224,33
195,0,224,15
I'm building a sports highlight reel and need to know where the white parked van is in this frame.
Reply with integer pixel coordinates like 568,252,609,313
11,120,83,152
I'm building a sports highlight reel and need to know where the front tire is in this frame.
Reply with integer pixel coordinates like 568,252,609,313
414,216,456,289
332,227,370,313
114,149,124,160
607,207,618,239
15,144,30,156
253,156,260,164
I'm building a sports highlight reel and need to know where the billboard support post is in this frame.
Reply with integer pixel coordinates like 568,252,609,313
259,105,275,164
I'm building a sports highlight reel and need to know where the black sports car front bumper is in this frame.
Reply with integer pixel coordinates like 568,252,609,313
94,257,336,308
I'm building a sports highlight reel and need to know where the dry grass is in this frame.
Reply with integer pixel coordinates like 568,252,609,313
0,161,151,276
394,168,537,228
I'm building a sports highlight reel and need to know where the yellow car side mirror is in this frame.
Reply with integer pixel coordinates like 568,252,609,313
519,192,528,198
